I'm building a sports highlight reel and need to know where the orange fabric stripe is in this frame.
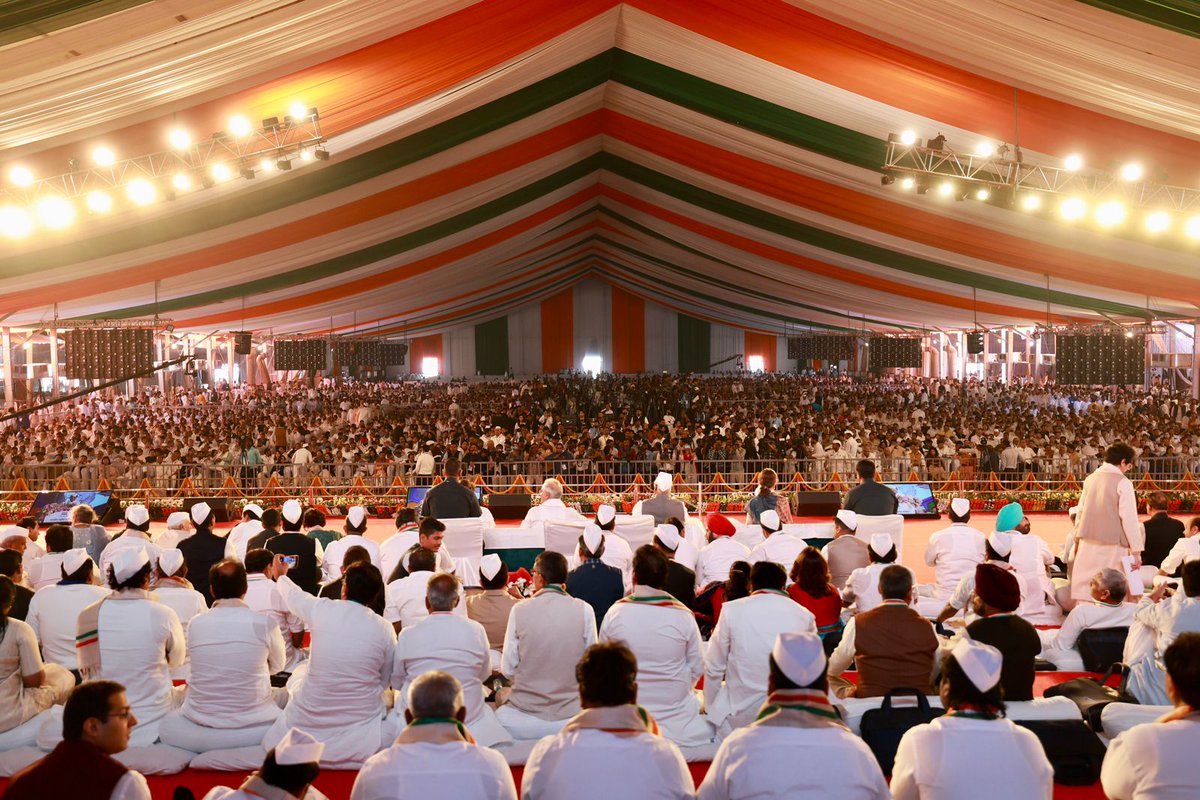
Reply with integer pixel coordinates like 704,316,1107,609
611,285,645,372
540,289,575,372
744,331,776,372
408,335,443,371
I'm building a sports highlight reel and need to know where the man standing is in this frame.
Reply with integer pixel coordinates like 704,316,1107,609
4,681,151,800
1070,443,1144,607
843,460,898,516
419,460,481,520
634,472,688,525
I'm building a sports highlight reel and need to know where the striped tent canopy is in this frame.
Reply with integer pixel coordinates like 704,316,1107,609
1,0,1199,338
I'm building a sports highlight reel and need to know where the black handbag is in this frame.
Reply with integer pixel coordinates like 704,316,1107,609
1015,719,1107,785
1042,663,1137,732
859,688,944,775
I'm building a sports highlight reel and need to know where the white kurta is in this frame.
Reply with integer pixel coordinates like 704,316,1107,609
182,602,286,729
1160,536,1200,575
321,534,382,582
747,533,807,573
698,721,890,800
944,561,1029,622
1125,594,1200,705
599,588,712,746
522,727,694,800
154,583,208,680
244,573,306,671
266,575,397,767
1101,716,1200,800
843,563,894,613
379,529,419,582
923,523,986,599
223,520,264,561
891,716,1053,800
27,552,68,591
97,533,161,587
520,499,585,528
704,592,816,733
1072,463,1143,602
1009,533,1056,608
350,741,517,800
1039,601,1134,657
391,612,509,746
694,537,751,591
384,571,467,630
25,582,109,668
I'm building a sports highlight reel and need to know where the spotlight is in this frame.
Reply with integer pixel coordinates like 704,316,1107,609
168,128,191,150
126,178,156,205
0,206,33,238
937,181,954,197
900,130,917,146
1095,200,1126,227
1185,216,1200,240
228,115,253,137
261,117,280,130
1120,162,1143,182
239,165,256,180
314,149,330,161
975,187,990,201
258,157,274,173
1125,329,1135,338
927,134,947,151
85,190,113,214
1020,193,1041,211
275,157,292,171
900,177,914,190
35,196,74,229
880,175,895,186
1145,210,1171,233
299,149,315,163
1060,196,1086,221
974,142,994,158
915,181,928,195
9,166,34,187
1064,154,1083,171
289,101,309,121
211,162,232,182
92,147,116,166
172,173,192,191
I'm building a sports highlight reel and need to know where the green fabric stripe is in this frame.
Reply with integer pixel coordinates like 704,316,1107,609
0,0,152,47
474,317,510,374
1073,0,1200,38
678,314,711,372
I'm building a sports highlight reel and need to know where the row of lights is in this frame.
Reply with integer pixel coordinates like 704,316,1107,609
892,130,1141,180
0,103,326,239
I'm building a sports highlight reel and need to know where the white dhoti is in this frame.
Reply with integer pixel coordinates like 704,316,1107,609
494,704,571,741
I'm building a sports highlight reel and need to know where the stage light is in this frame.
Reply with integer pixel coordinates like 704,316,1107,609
227,115,253,137
211,162,232,182
172,173,192,191
1095,200,1126,227
35,196,74,229
289,101,308,121
1125,329,1135,338
1060,196,1086,221
880,175,895,186
92,146,116,166
299,149,315,163
85,190,113,214
0,206,33,238
1186,216,1200,240
900,177,914,190
314,149,329,161
1064,154,1083,171
126,178,156,205
1120,162,1143,181
975,187,990,201
927,134,947,150
1020,193,1042,211
258,157,274,173
937,181,954,197
975,142,995,158
275,157,292,171
168,128,191,150
899,130,917,146
239,165,256,180
9,166,33,187
1145,211,1171,233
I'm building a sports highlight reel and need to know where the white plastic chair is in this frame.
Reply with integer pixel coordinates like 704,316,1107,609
613,514,656,551
440,517,485,586
544,519,588,558
853,514,904,557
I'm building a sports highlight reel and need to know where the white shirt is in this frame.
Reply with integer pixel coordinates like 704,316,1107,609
704,592,816,728
379,529,419,582
392,613,493,735
747,533,807,573
923,524,986,599
224,520,264,561
1101,716,1200,800
384,571,468,630
891,716,1053,800
843,563,896,613
521,498,585,529
109,772,153,800
244,573,305,669
1161,536,1200,575
698,721,889,800
183,601,286,728
694,537,751,591
25,582,110,667
946,561,1029,618
1133,593,1200,661
1040,600,1135,653
351,741,516,800
153,584,207,631
321,534,382,582
97,532,161,587
523,726,693,800
27,552,68,591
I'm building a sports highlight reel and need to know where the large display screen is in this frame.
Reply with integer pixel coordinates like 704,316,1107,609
883,482,937,517
29,490,114,524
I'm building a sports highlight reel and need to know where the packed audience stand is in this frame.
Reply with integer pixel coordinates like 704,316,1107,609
0,373,1197,798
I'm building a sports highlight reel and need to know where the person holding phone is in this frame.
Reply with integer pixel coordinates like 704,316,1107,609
263,501,323,595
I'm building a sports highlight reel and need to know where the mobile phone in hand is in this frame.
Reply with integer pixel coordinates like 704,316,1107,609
282,555,298,568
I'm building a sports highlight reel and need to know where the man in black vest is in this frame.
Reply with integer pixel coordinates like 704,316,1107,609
178,501,226,604
1142,492,1184,569
653,522,697,607
418,459,481,519
264,500,321,594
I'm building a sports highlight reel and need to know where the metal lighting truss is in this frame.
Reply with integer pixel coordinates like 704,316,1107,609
883,141,1200,212
0,112,326,203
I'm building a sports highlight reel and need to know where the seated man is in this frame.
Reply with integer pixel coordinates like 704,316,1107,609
379,508,420,583
1158,516,1200,579
385,548,467,632
917,498,985,617
496,552,598,740
820,510,869,591
520,479,585,529
97,505,160,589
567,525,625,625
262,501,323,595
265,558,397,767
319,544,372,600
418,459,482,520
827,565,939,699
698,633,889,800
1102,632,1200,800
152,549,207,680
935,531,1029,625
320,506,382,583
963,564,1040,701
523,642,694,800
225,503,265,562
352,671,517,799
204,728,328,800
1140,492,1185,570
26,524,74,592
599,546,711,747
704,562,816,737
4,680,150,800
245,548,307,673
653,524,697,607
465,554,520,668
177,502,227,604
747,510,805,573
694,512,750,592
632,472,689,525
1007,505,1061,622
388,518,455,580
585,504,632,592
391,574,510,746
1040,568,1134,669
0,574,73,740
1125,560,1200,706
160,560,288,751
154,512,192,551
842,535,902,614
26,549,109,674
303,508,341,552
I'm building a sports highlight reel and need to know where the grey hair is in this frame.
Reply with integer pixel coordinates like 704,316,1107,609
1096,568,1128,603
425,573,461,612
541,478,563,499
408,670,464,719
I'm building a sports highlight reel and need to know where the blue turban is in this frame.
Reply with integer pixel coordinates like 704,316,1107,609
995,501,1024,533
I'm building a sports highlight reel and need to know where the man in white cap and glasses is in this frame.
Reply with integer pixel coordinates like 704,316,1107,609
203,727,329,800
822,509,869,592
265,500,323,595
352,671,517,799
97,504,161,590
698,632,889,800
935,530,1029,625
75,546,186,746
466,554,520,668
891,638,1053,799
320,506,381,582
633,472,688,525
520,478,585,529
225,503,265,562
26,548,109,676
567,524,625,624
391,573,511,746
155,511,193,550
747,509,805,573
178,501,228,604
653,523,697,607
916,497,986,617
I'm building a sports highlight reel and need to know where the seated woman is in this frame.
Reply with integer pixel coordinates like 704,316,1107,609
0,576,74,744
788,547,844,654
744,468,792,526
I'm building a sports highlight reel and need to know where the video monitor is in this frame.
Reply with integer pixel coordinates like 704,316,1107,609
883,482,939,518
406,486,430,506
29,490,114,524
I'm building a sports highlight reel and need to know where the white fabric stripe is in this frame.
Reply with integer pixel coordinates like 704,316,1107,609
573,277,612,370
644,298,678,372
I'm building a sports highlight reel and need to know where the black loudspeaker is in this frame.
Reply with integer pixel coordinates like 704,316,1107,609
183,496,233,523
233,332,252,355
966,332,984,355
487,494,532,520
794,491,842,517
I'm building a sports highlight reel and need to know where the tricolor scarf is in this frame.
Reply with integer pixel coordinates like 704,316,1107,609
754,689,846,730
76,589,154,680
534,585,567,597
396,716,476,745
562,704,661,738
615,586,691,612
